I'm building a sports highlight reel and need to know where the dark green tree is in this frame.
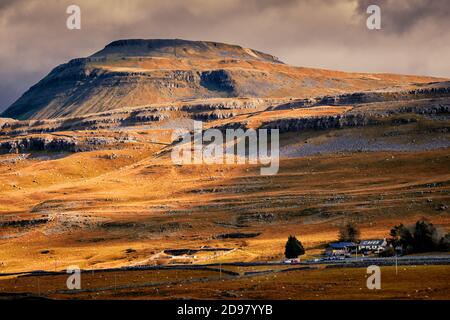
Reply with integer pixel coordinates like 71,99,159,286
378,246,396,257
438,233,450,251
338,222,360,242
389,220,447,254
413,220,438,252
284,235,305,259
389,223,413,249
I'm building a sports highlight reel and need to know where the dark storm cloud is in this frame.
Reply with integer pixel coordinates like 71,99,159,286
1,0,450,113
0,0,17,11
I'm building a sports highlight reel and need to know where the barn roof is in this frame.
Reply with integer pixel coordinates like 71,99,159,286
328,242,356,249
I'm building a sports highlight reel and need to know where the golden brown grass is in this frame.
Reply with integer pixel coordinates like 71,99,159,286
0,138,449,273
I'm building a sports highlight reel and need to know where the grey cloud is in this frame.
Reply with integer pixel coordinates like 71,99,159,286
1,0,450,112
0,0,18,11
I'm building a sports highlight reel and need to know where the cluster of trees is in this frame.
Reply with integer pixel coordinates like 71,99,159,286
389,219,450,254
283,219,449,259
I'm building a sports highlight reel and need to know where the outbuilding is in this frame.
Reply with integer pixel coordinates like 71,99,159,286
325,242,356,257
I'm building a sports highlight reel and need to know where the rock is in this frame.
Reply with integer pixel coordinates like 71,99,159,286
0,136,77,153
214,232,261,239
261,114,375,133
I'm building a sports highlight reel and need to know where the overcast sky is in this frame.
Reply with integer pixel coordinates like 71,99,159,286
1,0,449,112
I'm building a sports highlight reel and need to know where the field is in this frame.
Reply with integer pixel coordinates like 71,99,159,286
0,130,449,273
1,264,449,300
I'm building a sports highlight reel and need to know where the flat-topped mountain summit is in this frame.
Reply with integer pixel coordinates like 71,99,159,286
91,39,283,63
1,38,445,120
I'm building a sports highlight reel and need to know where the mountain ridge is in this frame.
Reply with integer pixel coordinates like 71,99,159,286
90,39,284,63
1,38,447,120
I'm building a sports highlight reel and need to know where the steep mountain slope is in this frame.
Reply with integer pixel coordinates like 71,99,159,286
2,39,445,120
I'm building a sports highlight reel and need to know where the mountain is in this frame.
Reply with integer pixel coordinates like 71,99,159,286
1,39,444,120
0,39,449,292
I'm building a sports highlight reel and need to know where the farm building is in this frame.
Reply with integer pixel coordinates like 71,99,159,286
325,242,357,257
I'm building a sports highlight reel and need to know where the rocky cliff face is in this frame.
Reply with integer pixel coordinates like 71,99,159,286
317,85,450,106
1,85,449,140
262,98,450,133
261,114,375,132
0,136,78,153
0,135,125,153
